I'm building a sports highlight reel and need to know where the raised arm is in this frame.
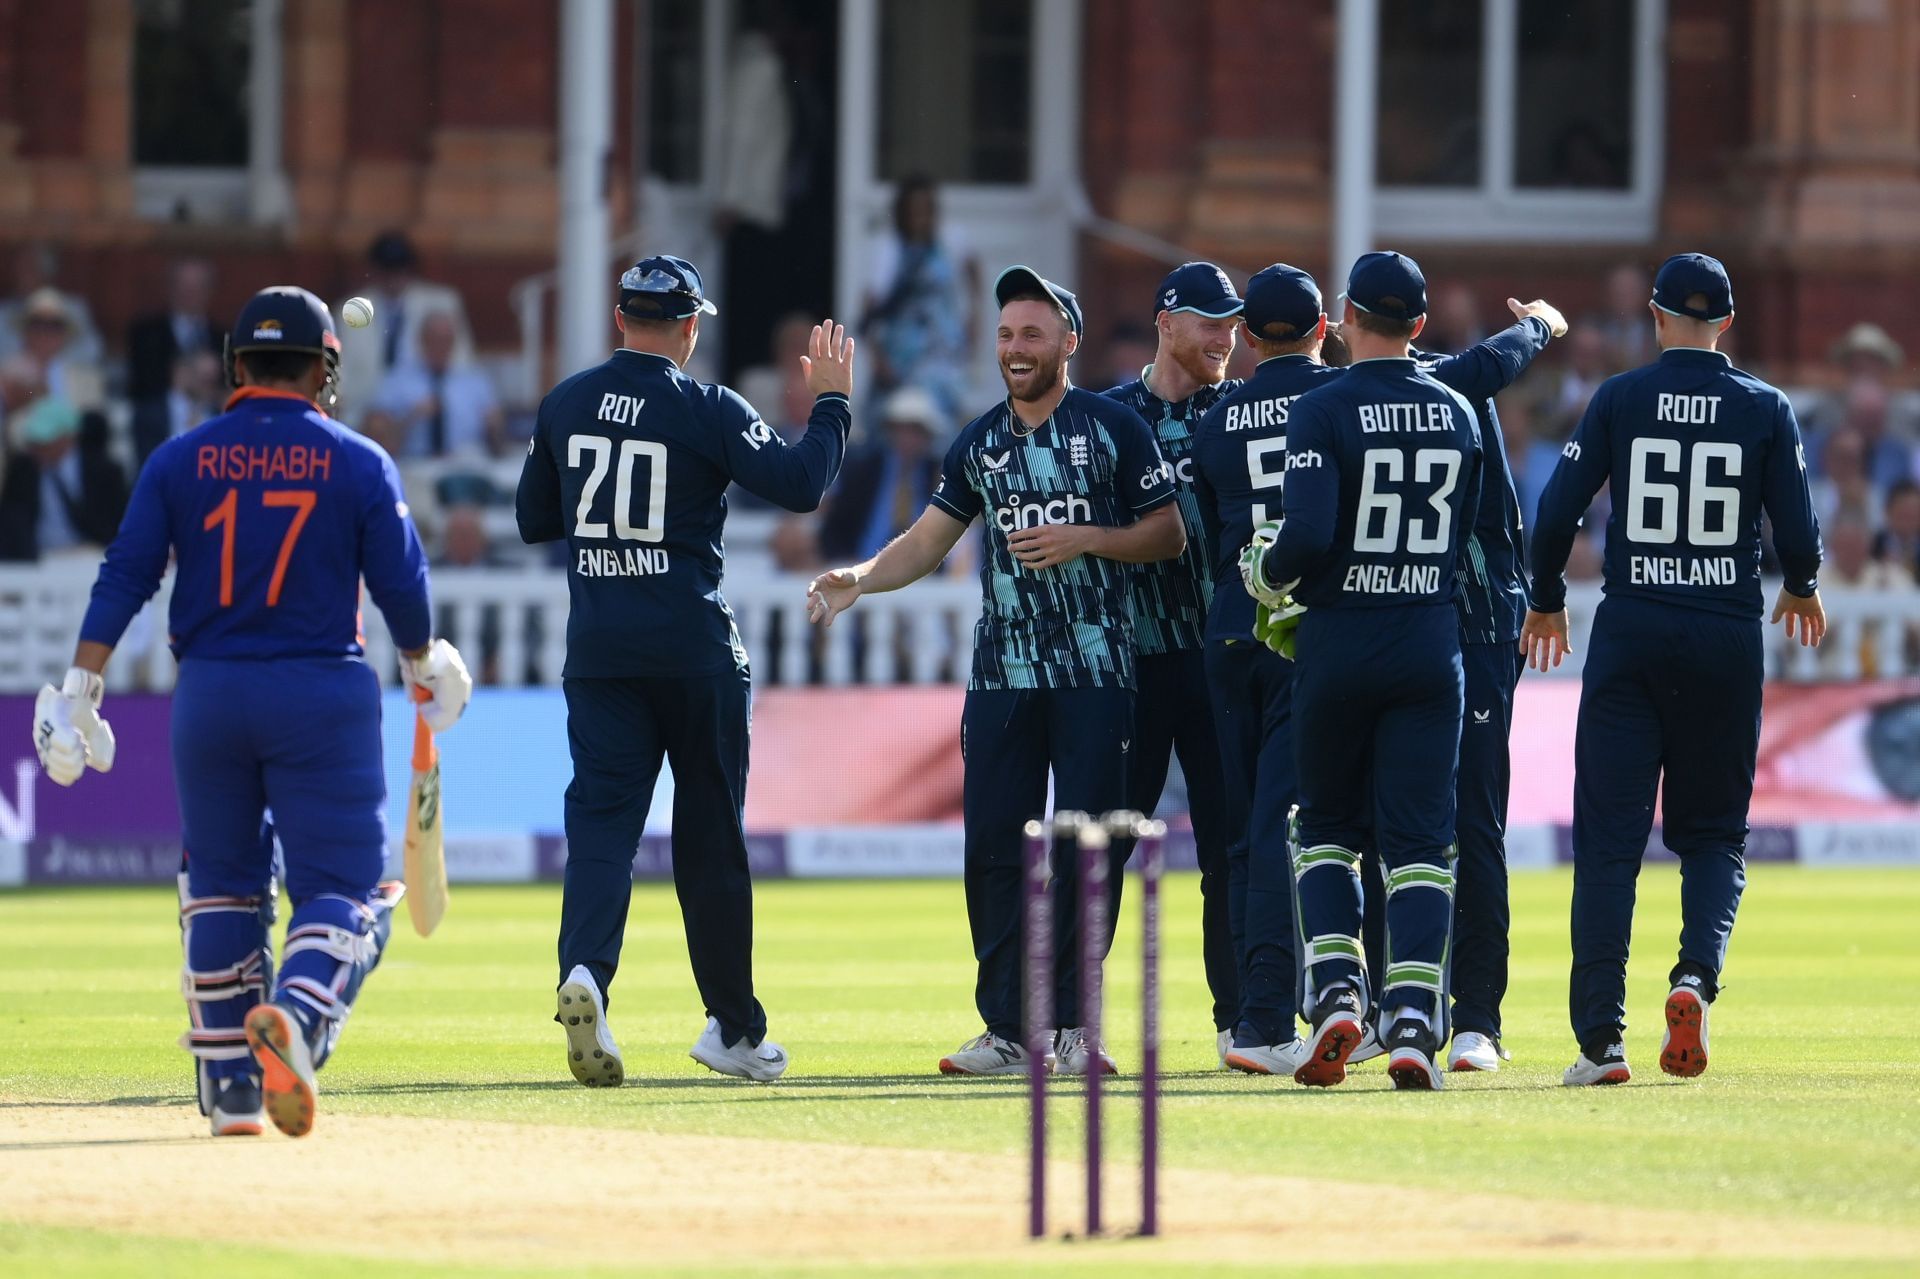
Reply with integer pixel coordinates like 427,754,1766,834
722,322,855,513
806,504,971,627
1429,300,1564,402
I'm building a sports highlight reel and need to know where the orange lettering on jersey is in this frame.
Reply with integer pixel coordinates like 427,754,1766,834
266,449,290,480
198,443,338,482
196,446,219,479
309,448,331,481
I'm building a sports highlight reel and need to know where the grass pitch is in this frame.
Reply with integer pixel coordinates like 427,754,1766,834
2,868,1917,1276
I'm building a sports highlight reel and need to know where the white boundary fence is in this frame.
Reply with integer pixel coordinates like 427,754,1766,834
0,562,1914,691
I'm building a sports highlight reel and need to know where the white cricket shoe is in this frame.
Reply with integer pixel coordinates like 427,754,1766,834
690,1016,789,1081
244,1001,318,1137
1660,980,1711,1078
1217,1028,1233,1070
558,965,624,1088
1052,1027,1119,1076
1563,1042,1632,1086
207,1075,263,1137
938,1031,1029,1076
1224,1038,1308,1076
1347,1021,1386,1065
1449,1030,1503,1073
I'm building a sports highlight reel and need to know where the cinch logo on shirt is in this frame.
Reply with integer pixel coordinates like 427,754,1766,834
1562,440,1583,461
996,492,1093,531
1140,460,1173,490
1286,448,1323,470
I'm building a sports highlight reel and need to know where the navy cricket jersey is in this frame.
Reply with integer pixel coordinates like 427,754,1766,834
930,386,1176,690
81,388,431,659
1264,359,1483,611
1102,369,1238,654
1529,347,1822,618
516,349,849,678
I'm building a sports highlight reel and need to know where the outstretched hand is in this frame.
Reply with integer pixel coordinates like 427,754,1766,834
1508,297,1569,338
800,321,856,399
807,567,862,628
1519,607,1572,672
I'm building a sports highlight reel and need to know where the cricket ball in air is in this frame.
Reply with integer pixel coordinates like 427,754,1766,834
342,296,376,329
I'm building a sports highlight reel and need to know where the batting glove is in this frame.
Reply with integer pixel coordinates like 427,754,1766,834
33,667,116,787
1238,521,1297,609
1254,598,1308,662
400,639,474,733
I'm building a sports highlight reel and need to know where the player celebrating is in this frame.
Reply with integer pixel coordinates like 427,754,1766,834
32,286,473,1138
1242,251,1482,1091
807,266,1184,1077
1103,262,1243,1065
1522,253,1824,1086
517,256,853,1086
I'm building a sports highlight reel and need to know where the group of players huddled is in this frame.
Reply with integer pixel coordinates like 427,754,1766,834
33,244,1822,1139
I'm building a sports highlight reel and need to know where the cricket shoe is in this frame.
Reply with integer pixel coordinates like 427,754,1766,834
207,1075,263,1137
1347,1021,1386,1065
690,1017,789,1081
1294,985,1365,1087
1224,1037,1308,1076
1217,1028,1233,1070
1052,1027,1119,1076
1563,1041,1632,1086
1448,1030,1504,1073
1384,1018,1445,1091
558,965,624,1088
938,1031,1029,1076
244,1001,317,1137
1660,978,1711,1078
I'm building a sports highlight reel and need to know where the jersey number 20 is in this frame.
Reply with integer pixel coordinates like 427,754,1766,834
570,435,666,542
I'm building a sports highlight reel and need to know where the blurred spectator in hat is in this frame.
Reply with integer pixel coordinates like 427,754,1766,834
817,385,947,565
1810,428,1885,532
363,309,503,460
0,354,126,561
7,288,105,412
1816,378,1917,491
861,175,980,416
336,229,473,426
0,242,104,366
126,256,224,401
131,347,224,467
1831,321,1904,382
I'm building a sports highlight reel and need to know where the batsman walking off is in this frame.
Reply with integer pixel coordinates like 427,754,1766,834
516,255,854,1086
1523,253,1825,1086
31,286,474,1138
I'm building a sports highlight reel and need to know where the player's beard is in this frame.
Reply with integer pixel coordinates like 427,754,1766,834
1166,328,1232,386
1000,348,1066,403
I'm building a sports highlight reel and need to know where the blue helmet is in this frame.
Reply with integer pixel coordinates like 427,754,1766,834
223,286,343,410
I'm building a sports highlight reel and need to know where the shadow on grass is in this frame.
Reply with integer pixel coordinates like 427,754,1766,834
0,1136,205,1152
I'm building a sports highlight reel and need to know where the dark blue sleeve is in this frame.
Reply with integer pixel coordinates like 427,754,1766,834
1763,396,1823,597
1262,398,1338,587
1430,317,1551,403
1108,403,1176,515
929,425,982,524
1527,381,1613,612
1455,401,1486,581
515,395,565,544
719,389,850,513
359,448,433,652
79,441,175,647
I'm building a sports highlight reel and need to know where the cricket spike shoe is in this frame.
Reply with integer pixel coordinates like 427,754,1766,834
558,965,624,1088
1448,1030,1504,1072
1563,1040,1633,1086
207,1075,264,1137
244,1001,318,1137
1660,977,1711,1078
1384,1018,1445,1091
938,1031,1029,1076
1051,1027,1119,1076
690,1017,789,1081
1217,1028,1233,1071
1224,1037,1309,1076
1294,984,1365,1087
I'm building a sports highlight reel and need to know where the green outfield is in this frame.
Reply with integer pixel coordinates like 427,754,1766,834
3,868,1918,1277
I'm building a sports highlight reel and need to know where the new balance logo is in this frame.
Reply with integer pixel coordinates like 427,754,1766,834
983,450,1012,471
1561,440,1583,461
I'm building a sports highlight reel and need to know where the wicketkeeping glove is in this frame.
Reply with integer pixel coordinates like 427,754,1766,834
32,667,116,787
400,639,474,732
1237,521,1298,609
1254,597,1308,661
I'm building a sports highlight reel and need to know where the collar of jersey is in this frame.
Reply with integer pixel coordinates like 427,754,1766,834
224,386,317,412
1347,356,1417,368
1255,353,1316,370
614,349,678,370
1659,346,1731,365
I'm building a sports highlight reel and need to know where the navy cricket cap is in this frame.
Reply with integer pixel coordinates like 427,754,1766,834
994,264,1083,337
1652,252,1733,322
619,255,719,320
1241,264,1323,340
1343,251,1428,322
1155,261,1243,320
229,286,340,355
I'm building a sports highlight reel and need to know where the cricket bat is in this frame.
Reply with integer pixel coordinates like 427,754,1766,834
402,688,448,936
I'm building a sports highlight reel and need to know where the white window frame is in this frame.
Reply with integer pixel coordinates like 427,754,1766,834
1374,0,1666,244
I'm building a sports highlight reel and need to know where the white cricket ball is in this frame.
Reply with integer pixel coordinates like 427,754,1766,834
342,296,376,329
